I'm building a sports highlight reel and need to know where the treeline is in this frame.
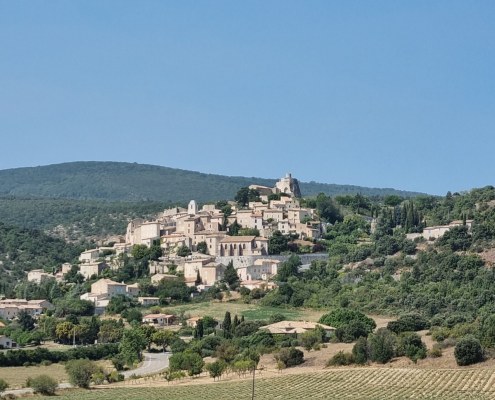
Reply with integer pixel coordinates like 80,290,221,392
0,343,119,367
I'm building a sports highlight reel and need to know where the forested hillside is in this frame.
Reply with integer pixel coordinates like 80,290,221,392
0,197,168,241
0,162,424,202
0,223,83,297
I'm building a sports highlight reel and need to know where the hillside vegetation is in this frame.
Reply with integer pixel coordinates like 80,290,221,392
0,161,424,202
0,223,83,296
0,197,167,241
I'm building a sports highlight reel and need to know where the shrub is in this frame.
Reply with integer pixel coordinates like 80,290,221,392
107,371,125,383
27,375,57,395
274,347,304,368
368,328,396,364
327,351,354,366
428,345,443,358
387,314,430,334
454,336,484,366
111,354,126,371
91,371,105,385
396,332,427,362
0,378,8,392
319,309,376,333
352,337,368,364
65,359,99,388
335,320,370,343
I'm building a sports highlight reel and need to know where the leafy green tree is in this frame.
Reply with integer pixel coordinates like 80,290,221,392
106,295,139,315
274,347,304,368
396,332,427,361
387,314,430,334
268,231,289,255
196,241,208,255
18,310,35,331
152,329,175,352
276,255,301,282
228,221,242,236
235,187,260,207
123,308,143,324
205,360,226,381
27,375,58,395
176,245,192,257
368,328,396,364
300,329,323,351
318,309,376,334
223,261,240,290
315,193,342,223
98,319,124,343
119,326,147,366
454,336,484,366
65,359,99,389
352,337,368,364
139,324,156,351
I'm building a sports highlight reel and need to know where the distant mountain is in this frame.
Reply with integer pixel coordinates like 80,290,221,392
0,162,425,203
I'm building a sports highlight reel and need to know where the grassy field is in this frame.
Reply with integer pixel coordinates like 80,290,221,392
0,363,68,389
159,301,324,322
37,368,495,400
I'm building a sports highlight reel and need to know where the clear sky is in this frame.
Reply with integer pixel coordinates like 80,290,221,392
1,1,494,195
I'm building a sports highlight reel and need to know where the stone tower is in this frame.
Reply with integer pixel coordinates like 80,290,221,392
275,173,302,198
188,200,198,215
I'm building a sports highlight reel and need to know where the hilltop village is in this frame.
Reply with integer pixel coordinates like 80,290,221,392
2,175,494,399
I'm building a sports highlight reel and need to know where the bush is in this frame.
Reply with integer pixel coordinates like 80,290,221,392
396,332,427,362
107,371,125,383
352,337,368,364
335,320,370,343
0,378,8,392
428,345,442,358
319,309,376,333
454,336,484,366
111,354,126,371
387,314,430,334
274,347,304,368
65,359,99,388
327,351,354,366
27,375,57,395
368,328,396,364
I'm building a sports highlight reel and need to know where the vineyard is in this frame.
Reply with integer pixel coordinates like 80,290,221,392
39,368,495,400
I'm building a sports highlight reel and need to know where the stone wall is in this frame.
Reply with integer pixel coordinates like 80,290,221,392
216,253,328,269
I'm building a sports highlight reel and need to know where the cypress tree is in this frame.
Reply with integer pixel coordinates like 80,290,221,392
223,312,232,338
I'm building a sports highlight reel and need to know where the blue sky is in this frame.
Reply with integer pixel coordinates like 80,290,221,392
1,1,494,195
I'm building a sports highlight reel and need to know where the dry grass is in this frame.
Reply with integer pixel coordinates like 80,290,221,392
0,363,68,389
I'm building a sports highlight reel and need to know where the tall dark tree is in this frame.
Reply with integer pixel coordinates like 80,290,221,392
223,312,232,338
223,261,240,290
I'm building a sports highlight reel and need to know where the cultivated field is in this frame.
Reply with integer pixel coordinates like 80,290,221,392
39,368,495,399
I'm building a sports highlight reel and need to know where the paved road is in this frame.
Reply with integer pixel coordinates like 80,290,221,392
3,353,170,396
123,351,171,378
